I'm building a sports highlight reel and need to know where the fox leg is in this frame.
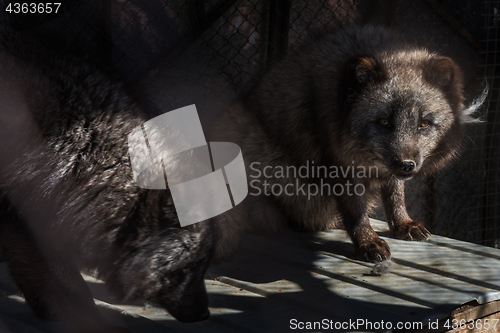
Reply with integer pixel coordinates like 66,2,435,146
381,178,431,241
337,187,391,262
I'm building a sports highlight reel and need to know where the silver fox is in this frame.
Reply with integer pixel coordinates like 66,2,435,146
210,24,482,262
0,28,213,332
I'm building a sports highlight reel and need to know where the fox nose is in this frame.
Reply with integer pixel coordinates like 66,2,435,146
399,160,415,173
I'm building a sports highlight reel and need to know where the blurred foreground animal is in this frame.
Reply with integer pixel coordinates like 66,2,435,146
0,29,214,332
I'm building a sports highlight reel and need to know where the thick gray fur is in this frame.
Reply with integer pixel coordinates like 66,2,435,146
210,25,479,263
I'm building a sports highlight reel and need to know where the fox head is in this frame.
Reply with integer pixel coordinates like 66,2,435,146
337,51,468,180
105,220,213,323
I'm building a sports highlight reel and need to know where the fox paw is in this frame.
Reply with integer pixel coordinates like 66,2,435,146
391,221,430,241
356,237,391,262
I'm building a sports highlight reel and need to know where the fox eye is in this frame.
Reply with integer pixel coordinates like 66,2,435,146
379,118,390,127
420,120,429,129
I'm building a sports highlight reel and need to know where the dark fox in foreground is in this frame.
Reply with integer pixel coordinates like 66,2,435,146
212,25,482,262
0,29,214,332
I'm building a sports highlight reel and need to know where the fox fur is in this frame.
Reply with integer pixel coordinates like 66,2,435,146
210,24,476,262
0,28,214,332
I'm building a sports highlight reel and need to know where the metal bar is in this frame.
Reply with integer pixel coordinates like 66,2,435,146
266,0,290,70
195,0,207,27
482,0,500,247
98,0,113,65
426,175,438,234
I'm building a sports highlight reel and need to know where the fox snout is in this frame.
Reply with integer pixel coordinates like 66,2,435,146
384,139,424,179
399,160,415,173
389,155,421,180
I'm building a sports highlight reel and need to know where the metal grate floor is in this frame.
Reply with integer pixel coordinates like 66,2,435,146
0,219,499,332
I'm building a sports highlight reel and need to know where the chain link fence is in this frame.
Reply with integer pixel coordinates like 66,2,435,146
1,0,499,247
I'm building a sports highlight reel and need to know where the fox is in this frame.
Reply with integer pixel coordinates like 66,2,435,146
0,22,482,332
0,28,214,332
210,24,483,263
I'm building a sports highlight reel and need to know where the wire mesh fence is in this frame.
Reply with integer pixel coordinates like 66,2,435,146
1,0,499,247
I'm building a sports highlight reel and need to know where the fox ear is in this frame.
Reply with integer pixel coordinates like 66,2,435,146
344,57,386,89
338,56,386,111
424,57,459,89
424,57,463,110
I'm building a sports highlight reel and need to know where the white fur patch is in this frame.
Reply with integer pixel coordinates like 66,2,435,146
371,259,395,276
463,85,489,123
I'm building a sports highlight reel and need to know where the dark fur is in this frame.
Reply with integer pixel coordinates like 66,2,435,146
0,29,213,332
210,25,467,262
